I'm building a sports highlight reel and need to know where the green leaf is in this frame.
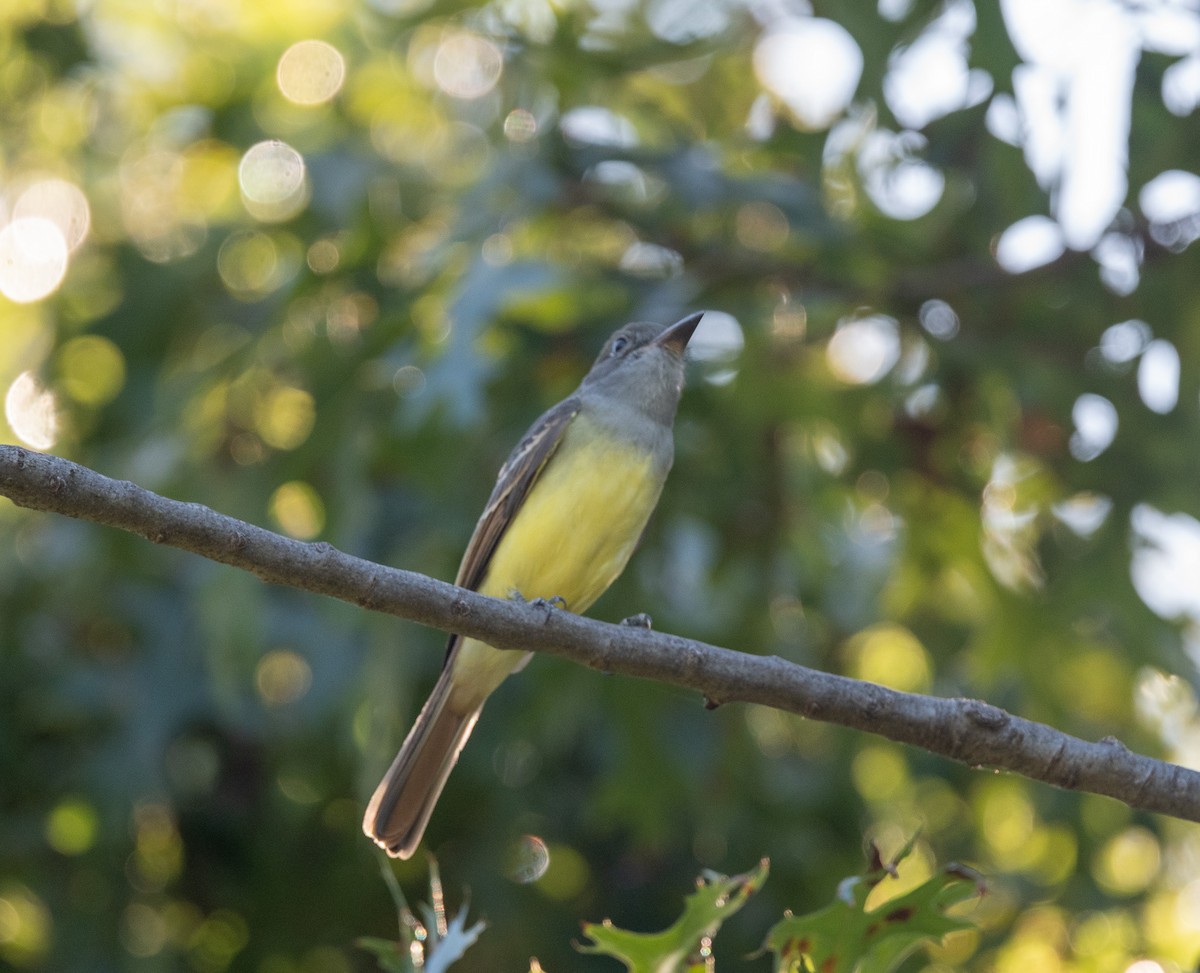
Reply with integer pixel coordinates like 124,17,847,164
763,840,982,973
578,859,769,973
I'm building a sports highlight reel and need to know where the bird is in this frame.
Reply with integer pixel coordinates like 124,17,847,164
363,312,704,859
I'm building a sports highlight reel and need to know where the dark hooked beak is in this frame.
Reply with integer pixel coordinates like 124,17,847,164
653,311,704,354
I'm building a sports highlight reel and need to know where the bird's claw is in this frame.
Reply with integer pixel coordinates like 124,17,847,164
529,595,567,612
620,612,653,629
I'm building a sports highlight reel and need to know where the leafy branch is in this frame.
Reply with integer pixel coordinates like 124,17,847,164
358,858,485,973
3,443,1198,823
360,845,983,972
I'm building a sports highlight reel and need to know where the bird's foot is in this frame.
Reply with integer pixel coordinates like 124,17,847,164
620,612,653,629
509,591,567,613
529,595,567,611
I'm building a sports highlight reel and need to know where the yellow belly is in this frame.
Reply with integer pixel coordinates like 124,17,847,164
480,421,665,611
450,414,668,705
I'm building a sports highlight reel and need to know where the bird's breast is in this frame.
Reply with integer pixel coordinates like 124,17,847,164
477,411,670,614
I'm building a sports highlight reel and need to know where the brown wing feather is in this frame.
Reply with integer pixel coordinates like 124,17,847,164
437,396,580,662
455,396,580,590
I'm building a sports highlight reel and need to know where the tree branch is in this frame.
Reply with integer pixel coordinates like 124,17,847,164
3,443,1198,822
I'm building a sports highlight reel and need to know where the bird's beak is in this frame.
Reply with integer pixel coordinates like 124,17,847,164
654,312,704,354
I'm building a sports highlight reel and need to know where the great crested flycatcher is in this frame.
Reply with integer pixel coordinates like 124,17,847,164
363,312,703,859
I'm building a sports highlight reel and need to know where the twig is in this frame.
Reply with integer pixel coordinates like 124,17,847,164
2,443,1198,823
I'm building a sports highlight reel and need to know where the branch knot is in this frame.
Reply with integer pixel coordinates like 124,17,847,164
963,699,1007,729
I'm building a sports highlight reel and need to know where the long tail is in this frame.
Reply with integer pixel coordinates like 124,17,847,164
363,667,483,859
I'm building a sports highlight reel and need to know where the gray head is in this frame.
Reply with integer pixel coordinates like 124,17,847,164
580,313,703,425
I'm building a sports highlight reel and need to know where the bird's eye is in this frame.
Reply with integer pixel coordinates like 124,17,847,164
610,336,630,357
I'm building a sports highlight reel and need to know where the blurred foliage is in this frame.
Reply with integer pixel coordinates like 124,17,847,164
2,0,1200,972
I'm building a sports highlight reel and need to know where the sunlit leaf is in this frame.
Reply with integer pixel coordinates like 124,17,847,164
579,860,769,973
763,840,983,973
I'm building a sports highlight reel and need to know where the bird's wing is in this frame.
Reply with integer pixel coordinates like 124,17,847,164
453,395,581,592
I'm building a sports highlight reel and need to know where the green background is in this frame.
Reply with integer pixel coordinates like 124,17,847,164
2,0,1199,970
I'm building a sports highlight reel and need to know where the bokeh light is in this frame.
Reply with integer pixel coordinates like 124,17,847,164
118,147,210,263
859,130,945,219
269,481,325,539
1094,827,1161,896
1163,52,1200,115
306,238,340,273
995,215,1066,272
13,178,90,252
1070,393,1118,461
646,0,729,44
0,218,69,303
255,385,315,450
56,335,126,406
1054,492,1112,537
846,623,932,693
503,108,538,141
735,201,789,251
1130,508,1200,622
1100,319,1150,364
506,834,550,884
1137,339,1179,413
754,18,863,130
217,230,298,299
1139,169,1200,243
560,107,638,147
618,241,682,278
392,364,426,398
277,40,345,105
433,32,503,100
977,778,1037,861
120,903,166,959
4,372,59,449
238,141,308,222
255,649,313,707
852,744,909,802
919,299,960,340
1003,0,1138,249
187,909,248,970
826,314,900,384
884,0,992,129
129,803,183,893
44,799,97,856
0,883,50,966
536,843,589,901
